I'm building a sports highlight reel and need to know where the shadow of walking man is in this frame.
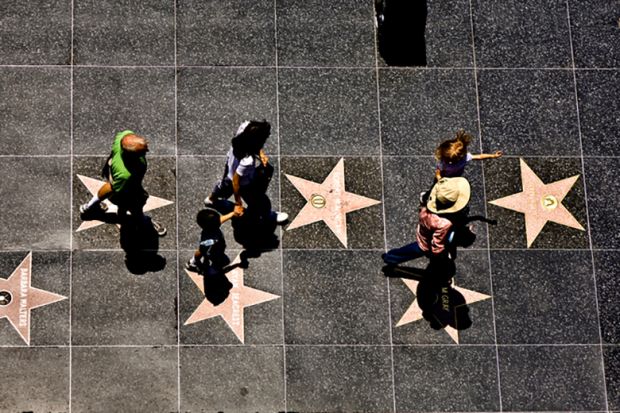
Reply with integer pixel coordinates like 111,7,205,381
119,216,166,275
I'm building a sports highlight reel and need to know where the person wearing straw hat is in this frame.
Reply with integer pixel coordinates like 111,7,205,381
382,177,471,265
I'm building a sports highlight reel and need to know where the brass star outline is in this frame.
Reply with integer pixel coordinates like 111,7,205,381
184,254,280,343
396,278,491,344
0,253,66,345
76,174,174,232
488,159,585,247
284,158,381,247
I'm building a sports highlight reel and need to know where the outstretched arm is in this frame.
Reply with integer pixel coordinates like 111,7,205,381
471,150,503,160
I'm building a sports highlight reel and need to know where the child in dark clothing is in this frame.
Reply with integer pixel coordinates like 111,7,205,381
186,208,239,273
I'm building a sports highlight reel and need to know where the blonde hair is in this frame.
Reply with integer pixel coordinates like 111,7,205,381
435,130,472,163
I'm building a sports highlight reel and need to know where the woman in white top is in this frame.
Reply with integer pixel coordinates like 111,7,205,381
205,120,288,224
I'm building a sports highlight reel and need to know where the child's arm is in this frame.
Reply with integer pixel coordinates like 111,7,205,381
434,167,442,181
259,149,269,166
471,150,503,160
219,209,240,224
193,248,202,261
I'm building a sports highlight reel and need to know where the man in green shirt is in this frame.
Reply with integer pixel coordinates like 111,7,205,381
80,130,166,236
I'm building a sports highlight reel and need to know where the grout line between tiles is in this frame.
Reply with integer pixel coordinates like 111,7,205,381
1,343,609,349
565,2,610,410
5,247,615,253
370,2,397,411
467,1,504,410
1,63,619,71
69,0,75,410
173,1,181,411
273,1,288,410
9,153,620,159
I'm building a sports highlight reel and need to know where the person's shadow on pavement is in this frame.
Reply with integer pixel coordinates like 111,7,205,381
119,216,166,274
209,199,280,268
383,256,472,332
200,266,234,306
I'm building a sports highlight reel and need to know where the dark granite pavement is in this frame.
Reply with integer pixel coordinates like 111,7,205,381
0,0,618,411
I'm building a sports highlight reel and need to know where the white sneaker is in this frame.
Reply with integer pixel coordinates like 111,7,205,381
151,219,167,237
275,212,289,224
185,259,200,273
204,196,214,206
79,202,107,216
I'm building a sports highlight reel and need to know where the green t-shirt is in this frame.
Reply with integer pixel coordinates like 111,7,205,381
109,130,147,193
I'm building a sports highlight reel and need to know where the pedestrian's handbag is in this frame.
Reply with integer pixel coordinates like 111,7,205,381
253,159,274,194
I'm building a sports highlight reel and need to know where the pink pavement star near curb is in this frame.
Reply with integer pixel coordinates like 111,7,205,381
488,159,585,248
284,158,381,248
396,278,490,344
76,174,174,232
184,254,280,344
0,253,66,345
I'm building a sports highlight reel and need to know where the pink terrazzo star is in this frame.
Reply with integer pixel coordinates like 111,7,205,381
396,278,490,344
0,253,66,345
284,158,381,248
76,174,173,232
184,254,280,343
489,159,585,247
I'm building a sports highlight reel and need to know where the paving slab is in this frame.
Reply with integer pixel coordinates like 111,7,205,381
73,0,174,66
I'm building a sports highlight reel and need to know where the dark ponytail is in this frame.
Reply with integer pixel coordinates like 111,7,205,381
231,120,271,159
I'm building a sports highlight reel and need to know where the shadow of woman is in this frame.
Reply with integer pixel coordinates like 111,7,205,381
417,278,472,331
208,198,280,268
232,212,280,266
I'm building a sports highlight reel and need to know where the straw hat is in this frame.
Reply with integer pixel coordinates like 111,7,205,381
427,177,471,214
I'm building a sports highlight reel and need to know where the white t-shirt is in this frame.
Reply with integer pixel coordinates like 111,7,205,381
225,147,256,186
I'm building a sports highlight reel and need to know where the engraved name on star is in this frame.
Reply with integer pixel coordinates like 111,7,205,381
284,158,381,247
184,254,279,343
0,253,66,345
396,278,490,344
76,175,173,232
489,159,585,247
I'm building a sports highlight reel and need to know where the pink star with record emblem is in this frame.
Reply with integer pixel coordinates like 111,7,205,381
184,254,280,343
488,159,585,247
0,253,66,345
76,174,173,232
396,278,490,344
284,158,381,247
